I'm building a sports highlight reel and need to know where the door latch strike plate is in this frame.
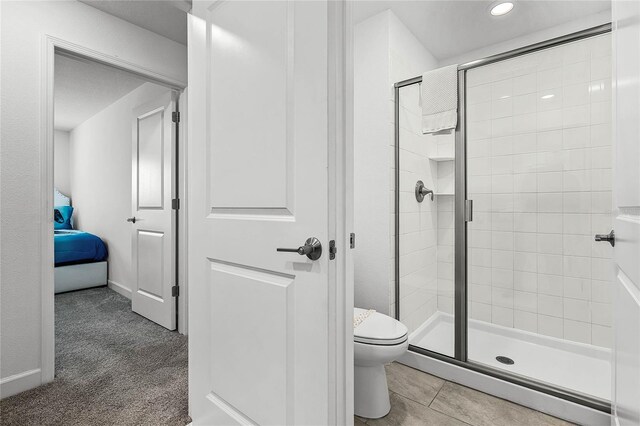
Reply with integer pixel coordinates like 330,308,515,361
172,198,180,210
172,111,180,123
171,285,179,297
350,233,356,249
329,240,336,260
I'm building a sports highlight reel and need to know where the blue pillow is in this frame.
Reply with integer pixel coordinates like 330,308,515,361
54,206,73,230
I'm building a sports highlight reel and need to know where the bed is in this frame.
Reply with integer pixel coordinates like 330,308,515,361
54,189,108,294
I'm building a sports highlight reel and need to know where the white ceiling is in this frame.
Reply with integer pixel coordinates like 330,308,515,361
77,1,610,60
78,0,190,45
353,0,611,60
54,54,146,131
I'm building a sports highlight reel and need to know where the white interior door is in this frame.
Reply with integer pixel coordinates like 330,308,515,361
612,1,640,425
131,91,177,330
188,1,341,424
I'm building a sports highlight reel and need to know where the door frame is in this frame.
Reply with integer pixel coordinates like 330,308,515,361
40,35,188,383
320,1,355,421
330,1,354,422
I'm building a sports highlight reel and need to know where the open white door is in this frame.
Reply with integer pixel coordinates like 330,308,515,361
130,91,177,330
611,2,640,425
188,1,345,424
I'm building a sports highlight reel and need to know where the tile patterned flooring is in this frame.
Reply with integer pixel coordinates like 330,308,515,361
355,363,574,426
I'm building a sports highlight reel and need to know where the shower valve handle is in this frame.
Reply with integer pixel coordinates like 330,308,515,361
595,230,615,247
415,180,434,202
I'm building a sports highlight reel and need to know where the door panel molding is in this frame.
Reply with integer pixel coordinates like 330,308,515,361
136,230,165,300
136,107,166,210
205,392,258,426
208,258,295,425
206,0,295,215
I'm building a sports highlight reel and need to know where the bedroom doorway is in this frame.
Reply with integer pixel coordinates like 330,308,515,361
52,51,184,331
47,46,188,416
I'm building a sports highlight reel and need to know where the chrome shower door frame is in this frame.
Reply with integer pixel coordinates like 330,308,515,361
393,23,612,413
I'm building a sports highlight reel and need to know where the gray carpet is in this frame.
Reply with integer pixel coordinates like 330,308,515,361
0,287,190,426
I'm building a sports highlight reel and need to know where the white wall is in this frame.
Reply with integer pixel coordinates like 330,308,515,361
354,10,438,317
70,82,170,296
354,12,392,314
466,34,613,348
54,130,71,197
0,0,186,397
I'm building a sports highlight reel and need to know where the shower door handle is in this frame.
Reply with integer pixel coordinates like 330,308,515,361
595,230,615,247
465,200,473,222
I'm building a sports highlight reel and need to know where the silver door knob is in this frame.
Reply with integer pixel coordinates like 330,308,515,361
126,217,137,223
595,230,615,247
277,237,322,260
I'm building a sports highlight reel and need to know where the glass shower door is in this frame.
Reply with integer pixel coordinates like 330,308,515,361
396,82,456,358
465,34,613,401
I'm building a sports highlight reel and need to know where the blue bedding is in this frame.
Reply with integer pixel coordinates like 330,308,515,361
54,230,108,266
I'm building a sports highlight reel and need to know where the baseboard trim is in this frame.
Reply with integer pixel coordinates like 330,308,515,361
0,369,41,399
108,280,132,299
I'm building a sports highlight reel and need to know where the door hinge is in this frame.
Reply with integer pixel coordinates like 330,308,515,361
171,285,179,297
350,233,356,249
465,200,473,222
329,240,336,260
172,111,180,123
172,198,180,210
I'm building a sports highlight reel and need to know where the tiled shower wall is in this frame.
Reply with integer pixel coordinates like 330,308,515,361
396,81,458,334
436,149,455,316
396,81,457,333
466,34,613,348
396,84,439,333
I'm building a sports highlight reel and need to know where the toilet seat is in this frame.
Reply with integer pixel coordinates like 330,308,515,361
354,308,408,346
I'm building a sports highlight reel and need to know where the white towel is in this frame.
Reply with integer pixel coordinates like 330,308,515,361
421,65,458,134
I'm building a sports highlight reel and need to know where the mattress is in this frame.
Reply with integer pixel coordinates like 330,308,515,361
54,230,108,266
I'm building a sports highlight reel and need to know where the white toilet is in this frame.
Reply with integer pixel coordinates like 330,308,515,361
353,308,409,419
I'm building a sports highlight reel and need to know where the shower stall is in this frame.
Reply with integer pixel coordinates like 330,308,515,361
394,24,612,412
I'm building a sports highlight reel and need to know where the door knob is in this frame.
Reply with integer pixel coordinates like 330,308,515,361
126,217,137,224
277,237,322,260
595,230,615,247
415,180,434,202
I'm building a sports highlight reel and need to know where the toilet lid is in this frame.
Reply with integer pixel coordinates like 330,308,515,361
353,308,408,345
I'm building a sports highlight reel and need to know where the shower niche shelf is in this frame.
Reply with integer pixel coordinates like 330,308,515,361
428,156,455,162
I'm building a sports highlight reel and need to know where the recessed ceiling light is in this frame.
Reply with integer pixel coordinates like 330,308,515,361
541,94,555,100
490,1,514,16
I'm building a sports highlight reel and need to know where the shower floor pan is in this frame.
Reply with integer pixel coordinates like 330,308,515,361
409,312,611,401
